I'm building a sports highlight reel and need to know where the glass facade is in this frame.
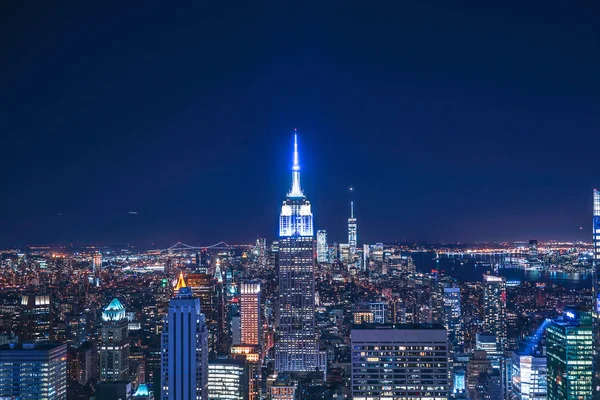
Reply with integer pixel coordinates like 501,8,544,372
482,274,507,351
316,230,328,263
546,309,593,400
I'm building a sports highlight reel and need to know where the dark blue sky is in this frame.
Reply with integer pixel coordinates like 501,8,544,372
1,2,599,247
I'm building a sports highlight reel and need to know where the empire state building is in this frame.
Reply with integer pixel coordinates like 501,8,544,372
275,132,326,375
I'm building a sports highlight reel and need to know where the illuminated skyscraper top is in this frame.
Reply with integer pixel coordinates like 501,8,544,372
279,132,313,237
288,132,303,198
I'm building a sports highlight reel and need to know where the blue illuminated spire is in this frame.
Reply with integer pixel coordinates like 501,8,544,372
288,131,304,197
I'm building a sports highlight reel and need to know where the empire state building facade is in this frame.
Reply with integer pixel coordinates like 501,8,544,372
275,133,326,375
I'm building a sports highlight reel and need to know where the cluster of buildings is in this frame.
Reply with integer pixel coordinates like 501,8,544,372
0,135,598,399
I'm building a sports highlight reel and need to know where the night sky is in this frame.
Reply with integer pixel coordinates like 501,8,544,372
1,2,599,247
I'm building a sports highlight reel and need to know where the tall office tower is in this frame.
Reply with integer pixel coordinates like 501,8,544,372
19,294,52,343
353,302,386,324
231,345,261,400
132,383,154,399
275,132,326,374
92,252,102,286
348,200,357,255
593,188,600,392
482,274,507,351
0,343,67,399
351,323,449,399
467,350,491,399
372,243,384,262
316,230,328,263
240,280,261,347
254,238,267,269
208,358,248,400
65,312,87,348
443,286,463,354
510,350,547,400
187,272,223,358
528,239,538,262
338,243,350,264
99,298,129,381
546,307,593,400
161,272,209,400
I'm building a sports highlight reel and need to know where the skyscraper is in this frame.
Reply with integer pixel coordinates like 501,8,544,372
19,294,52,343
161,272,209,400
275,132,326,375
316,230,328,263
482,274,507,351
92,252,102,285
510,350,547,400
208,358,248,400
528,239,539,263
348,200,357,255
0,343,67,400
187,272,223,358
350,323,450,399
99,298,129,381
443,286,463,354
546,308,593,400
593,188,600,392
240,280,261,347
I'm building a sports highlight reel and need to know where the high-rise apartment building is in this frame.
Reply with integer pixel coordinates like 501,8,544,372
99,298,129,381
482,274,507,351
19,294,52,343
316,230,328,263
350,323,450,399
161,273,209,400
275,132,326,374
240,280,261,347
0,342,67,399
546,308,593,400
348,200,357,255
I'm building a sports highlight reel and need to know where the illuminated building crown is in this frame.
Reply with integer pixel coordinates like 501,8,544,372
280,132,313,237
102,298,126,321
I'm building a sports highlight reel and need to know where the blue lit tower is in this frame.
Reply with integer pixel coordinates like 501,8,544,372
593,189,600,391
161,272,209,400
275,132,326,374
348,198,357,256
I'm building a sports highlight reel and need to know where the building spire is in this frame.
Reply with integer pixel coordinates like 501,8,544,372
350,201,354,219
288,130,304,197
175,271,187,291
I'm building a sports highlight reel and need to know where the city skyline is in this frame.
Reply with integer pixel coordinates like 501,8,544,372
1,3,599,247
